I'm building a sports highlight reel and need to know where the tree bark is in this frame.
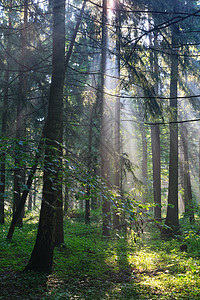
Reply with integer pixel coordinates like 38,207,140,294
165,12,179,232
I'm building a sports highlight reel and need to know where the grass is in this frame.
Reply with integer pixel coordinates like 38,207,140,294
1,211,200,299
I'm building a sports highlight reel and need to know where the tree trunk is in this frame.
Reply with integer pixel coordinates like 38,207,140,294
140,123,148,204
0,2,12,223
84,47,99,224
25,0,65,273
54,111,64,247
7,140,43,239
151,125,161,219
13,0,28,227
28,189,32,211
64,185,69,213
85,110,92,224
148,18,161,220
180,123,194,222
113,2,121,229
179,152,185,213
101,0,111,236
165,13,179,232
33,178,37,207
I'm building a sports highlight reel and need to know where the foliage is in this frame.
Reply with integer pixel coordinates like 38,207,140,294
1,213,200,299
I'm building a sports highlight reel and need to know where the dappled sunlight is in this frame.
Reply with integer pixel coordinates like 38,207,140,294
1,213,200,299
1,0,200,298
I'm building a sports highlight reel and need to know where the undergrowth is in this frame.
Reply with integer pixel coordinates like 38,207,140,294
0,211,200,299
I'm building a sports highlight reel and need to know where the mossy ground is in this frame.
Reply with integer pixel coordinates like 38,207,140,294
1,211,200,299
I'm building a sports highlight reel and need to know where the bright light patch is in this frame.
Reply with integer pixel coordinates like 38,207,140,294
108,0,114,20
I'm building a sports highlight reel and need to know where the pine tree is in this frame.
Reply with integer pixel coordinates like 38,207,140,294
26,0,66,272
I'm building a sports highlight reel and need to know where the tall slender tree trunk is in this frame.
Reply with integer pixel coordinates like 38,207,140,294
33,178,37,207
113,1,121,229
13,0,28,227
148,14,162,220
25,0,65,273
85,50,99,224
140,123,148,204
101,0,111,236
179,152,185,212
0,2,12,224
63,95,69,214
151,125,161,219
165,12,179,232
85,109,93,224
180,123,194,222
0,73,9,224
90,46,100,211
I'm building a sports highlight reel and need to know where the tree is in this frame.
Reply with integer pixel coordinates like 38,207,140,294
180,122,194,222
7,0,86,240
113,0,121,229
165,2,179,232
151,125,161,219
140,123,148,204
25,0,66,272
13,0,28,227
149,20,161,220
100,0,111,236
0,1,12,224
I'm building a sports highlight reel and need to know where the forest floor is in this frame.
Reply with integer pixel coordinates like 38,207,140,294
1,211,200,299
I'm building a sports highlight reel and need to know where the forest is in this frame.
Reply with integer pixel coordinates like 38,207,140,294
1,0,200,298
